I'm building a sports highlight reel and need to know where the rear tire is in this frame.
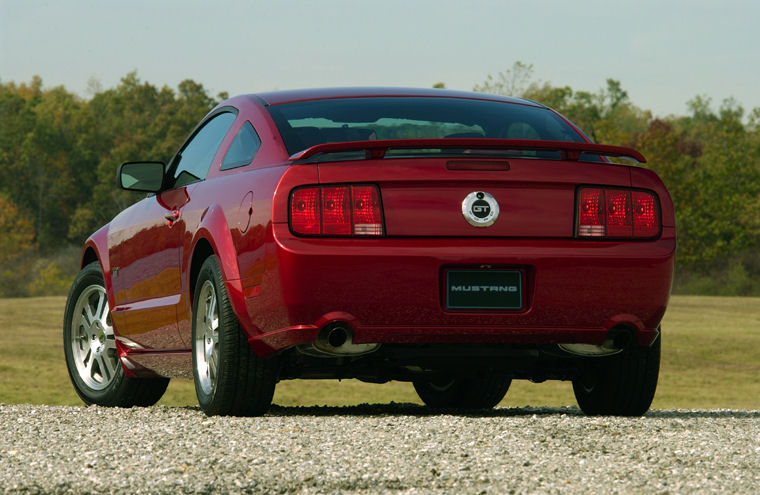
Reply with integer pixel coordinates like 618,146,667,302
192,255,278,416
63,262,169,407
413,375,511,409
572,331,661,416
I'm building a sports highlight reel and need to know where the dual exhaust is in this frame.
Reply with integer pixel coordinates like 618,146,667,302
302,324,636,358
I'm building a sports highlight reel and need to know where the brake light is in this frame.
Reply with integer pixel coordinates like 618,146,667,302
632,191,659,237
290,184,384,236
322,186,351,235
576,187,660,239
606,189,633,238
290,187,321,235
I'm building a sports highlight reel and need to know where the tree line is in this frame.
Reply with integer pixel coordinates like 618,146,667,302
1,66,758,296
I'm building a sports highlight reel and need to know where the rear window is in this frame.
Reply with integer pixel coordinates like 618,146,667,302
266,97,586,156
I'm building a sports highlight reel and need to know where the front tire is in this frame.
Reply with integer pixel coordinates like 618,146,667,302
63,262,169,407
192,256,278,416
572,332,661,416
413,375,511,409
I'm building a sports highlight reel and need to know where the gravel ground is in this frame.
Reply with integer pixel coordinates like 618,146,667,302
1,403,758,494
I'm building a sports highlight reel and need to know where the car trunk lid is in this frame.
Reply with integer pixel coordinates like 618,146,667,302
316,156,632,238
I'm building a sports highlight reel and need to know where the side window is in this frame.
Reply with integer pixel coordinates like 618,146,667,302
221,122,262,171
172,112,236,188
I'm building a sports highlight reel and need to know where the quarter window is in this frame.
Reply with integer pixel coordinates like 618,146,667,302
172,112,236,188
221,122,261,170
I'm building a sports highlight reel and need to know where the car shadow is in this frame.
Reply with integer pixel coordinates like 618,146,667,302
174,403,760,418
264,403,582,417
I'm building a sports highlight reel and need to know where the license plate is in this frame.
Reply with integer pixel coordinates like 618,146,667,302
445,270,523,310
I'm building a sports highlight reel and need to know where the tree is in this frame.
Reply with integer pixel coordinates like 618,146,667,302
0,195,36,296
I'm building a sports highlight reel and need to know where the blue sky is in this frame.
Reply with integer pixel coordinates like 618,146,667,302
1,0,758,117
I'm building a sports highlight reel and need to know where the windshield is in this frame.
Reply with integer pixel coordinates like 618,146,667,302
266,96,586,156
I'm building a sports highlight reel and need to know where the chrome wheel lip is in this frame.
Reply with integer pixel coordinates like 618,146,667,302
194,280,219,397
70,284,118,391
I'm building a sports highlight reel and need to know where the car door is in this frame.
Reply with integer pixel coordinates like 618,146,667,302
108,111,237,350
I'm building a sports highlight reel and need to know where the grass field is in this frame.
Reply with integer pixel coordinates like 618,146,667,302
1,295,758,409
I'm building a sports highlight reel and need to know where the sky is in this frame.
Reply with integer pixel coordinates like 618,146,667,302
1,0,759,118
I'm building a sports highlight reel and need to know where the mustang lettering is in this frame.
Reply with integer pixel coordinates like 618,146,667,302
450,286,519,292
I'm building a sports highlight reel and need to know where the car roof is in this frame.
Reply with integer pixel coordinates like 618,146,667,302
250,87,545,107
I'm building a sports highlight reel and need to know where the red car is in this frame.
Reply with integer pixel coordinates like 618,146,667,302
63,88,675,416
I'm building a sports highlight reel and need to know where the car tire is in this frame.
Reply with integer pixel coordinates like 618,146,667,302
413,375,511,409
192,255,278,416
572,331,661,416
63,262,169,407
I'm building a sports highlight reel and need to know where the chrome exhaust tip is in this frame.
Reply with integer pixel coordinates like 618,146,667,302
559,327,634,357
306,323,380,357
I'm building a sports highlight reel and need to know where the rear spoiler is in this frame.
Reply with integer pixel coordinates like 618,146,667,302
289,138,646,163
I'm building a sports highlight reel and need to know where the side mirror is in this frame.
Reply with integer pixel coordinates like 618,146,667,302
117,161,165,192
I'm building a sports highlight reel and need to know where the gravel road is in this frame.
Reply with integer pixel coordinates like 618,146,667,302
1,403,758,494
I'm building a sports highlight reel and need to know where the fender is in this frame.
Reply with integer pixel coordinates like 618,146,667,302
81,224,113,313
188,205,254,338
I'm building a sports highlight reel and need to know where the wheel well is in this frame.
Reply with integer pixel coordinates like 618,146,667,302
82,247,98,268
189,238,215,302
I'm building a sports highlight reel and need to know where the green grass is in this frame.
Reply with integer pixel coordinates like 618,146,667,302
1,295,758,409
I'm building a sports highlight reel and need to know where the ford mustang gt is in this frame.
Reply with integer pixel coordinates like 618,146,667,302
64,87,675,416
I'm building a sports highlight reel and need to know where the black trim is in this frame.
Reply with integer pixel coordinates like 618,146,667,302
163,106,240,190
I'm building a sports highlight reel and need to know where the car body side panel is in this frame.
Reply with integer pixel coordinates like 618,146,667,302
172,98,309,345
176,202,242,346
105,187,190,350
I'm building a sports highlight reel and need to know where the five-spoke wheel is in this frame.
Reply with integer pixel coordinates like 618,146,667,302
64,262,169,407
192,256,278,416
69,284,118,390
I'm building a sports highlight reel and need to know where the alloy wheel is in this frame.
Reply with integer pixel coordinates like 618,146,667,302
194,280,219,396
70,285,118,390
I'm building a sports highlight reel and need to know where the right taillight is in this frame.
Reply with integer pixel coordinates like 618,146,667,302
290,184,384,236
576,187,660,239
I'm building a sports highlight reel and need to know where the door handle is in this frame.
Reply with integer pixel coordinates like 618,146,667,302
165,210,180,227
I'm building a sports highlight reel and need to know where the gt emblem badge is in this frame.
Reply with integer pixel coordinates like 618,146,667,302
462,191,499,227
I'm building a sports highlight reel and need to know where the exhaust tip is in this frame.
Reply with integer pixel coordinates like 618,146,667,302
309,322,380,357
559,327,634,357
609,327,633,349
326,326,348,348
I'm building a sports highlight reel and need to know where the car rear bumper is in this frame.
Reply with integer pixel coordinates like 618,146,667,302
242,224,675,356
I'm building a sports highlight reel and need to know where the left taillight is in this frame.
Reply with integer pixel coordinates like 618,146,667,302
576,186,660,239
290,184,384,236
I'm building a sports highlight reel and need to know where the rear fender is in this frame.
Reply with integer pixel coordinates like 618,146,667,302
190,205,253,338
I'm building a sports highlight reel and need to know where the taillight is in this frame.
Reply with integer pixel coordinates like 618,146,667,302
577,188,605,237
576,187,660,239
351,185,383,235
322,186,351,235
632,191,659,238
290,184,384,236
290,187,321,235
